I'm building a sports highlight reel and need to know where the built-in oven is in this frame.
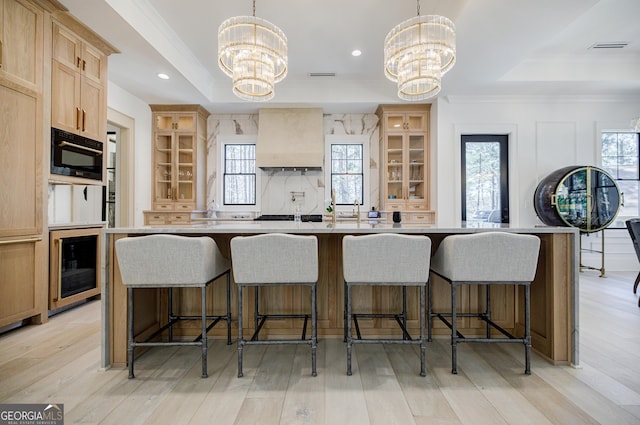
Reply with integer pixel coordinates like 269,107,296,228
49,227,102,310
51,127,103,181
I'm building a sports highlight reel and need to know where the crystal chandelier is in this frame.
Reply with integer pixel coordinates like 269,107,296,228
384,1,456,101
217,1,288,101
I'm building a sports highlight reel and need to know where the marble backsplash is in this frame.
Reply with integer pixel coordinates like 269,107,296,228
207,113,380,215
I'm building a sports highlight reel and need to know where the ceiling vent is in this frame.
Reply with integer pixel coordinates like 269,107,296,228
308,72,336,77
589,41,629,49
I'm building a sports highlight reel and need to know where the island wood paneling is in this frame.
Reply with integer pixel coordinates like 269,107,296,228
106,230,574,368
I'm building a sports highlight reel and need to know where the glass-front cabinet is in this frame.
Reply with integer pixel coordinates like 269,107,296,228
149,105,209,213
377,104,432,222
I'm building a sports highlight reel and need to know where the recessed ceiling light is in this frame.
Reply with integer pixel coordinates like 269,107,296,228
351,49,362,57
157,73,170,80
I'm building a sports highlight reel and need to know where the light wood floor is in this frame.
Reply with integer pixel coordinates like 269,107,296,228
1,271,639,425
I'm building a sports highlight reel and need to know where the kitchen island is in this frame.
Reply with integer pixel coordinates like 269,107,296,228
102,222,579,369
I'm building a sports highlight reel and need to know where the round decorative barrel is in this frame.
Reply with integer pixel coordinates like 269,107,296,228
533,165,621,233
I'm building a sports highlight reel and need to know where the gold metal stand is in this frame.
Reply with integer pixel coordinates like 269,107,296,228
579,230,606,277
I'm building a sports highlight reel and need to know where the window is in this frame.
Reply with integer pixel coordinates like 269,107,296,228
601,131,640,219
325,136,369,210
223,143,256,205
331,144,363,205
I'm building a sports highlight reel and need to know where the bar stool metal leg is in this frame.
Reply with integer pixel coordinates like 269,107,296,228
343,281,348,343
485,285,491,338
451,282,458,375
427,279,433,342
311,284,317,377
402,286,408,340
346,283,353,376
254,287,260,341
525,285,531,375
168,288,174,342
420,285,426,377
238,284,244,378
201,286,208,378
128,287,135,379
226,273,232,345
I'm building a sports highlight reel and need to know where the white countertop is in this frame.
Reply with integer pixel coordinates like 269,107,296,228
104,221,577,235
49,221,107,230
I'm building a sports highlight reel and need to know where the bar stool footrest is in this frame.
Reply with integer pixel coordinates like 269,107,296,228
432,312,523,341
351,313,412,341
251,313,311,341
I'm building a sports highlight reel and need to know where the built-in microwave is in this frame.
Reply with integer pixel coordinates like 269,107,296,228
51,127,103,181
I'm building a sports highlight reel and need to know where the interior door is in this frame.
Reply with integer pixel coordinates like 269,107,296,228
461,134,509,223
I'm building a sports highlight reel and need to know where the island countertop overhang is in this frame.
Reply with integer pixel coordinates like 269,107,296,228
103,222,579,235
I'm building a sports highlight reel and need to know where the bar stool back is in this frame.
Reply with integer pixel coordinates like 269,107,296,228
115,234,232,379
343,234,431,376
625,218,640,305
230,233,318,377
429,232,540,374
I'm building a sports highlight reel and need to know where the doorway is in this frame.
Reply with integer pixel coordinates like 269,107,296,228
106,108,135,227
461,134,509,223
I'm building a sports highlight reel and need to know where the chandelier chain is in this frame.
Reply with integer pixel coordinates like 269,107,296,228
416,0,420,16
252,0,256,17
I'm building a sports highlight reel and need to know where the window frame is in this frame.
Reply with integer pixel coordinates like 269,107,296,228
600,130,640,222
324,135,370,213
216,135,261,212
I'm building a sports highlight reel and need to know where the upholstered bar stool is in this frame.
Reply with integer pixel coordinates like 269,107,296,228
115,234,231,379
429,232,540,375
343,234,431,376
230,233,318,378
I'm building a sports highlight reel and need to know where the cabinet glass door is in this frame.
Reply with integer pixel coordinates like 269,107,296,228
176,134,194,202
386,134,403,203
155,114,175,131
386,115,405,131
406,113,426,131
175,114,195,131
408,134,425,203
155,133,173,202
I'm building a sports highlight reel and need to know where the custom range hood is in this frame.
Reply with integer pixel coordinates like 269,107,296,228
257,108,324,170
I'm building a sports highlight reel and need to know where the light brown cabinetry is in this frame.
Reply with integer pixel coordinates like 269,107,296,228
51,20,107,142
49,227,102,310
0,0,44,328
148,104,209,215
376,104,434,224
0,0,43,92
143,211,191,225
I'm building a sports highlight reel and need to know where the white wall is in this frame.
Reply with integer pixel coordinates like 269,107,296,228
435,95,640,271
207,113,379,216
106,82,152,227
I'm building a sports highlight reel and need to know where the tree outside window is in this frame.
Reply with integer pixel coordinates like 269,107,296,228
601,132,639,219
224,144,256,205
331,144,363,205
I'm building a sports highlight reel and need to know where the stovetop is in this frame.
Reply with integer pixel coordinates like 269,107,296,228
254,214,323,222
